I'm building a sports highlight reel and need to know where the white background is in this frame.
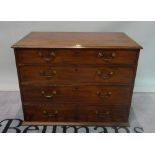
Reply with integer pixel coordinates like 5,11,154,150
0,21,155,92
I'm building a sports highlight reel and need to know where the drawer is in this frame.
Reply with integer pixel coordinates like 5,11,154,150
24,105,77,122
22,85,131,105
23,104,129,123
78,105,129,122
19,66,134,84
15,49,138,65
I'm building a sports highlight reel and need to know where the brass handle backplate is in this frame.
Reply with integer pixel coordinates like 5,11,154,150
38,51,56,62
40,70,57,79
98,51,116,62
97,70,114,79
42,110,58,117
96,91,112,101
41,90,57,99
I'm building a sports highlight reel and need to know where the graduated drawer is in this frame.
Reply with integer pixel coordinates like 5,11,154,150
23,104,128,123
24,105,76,122
15,49,138,65
19,66,134,84
22,85,131,105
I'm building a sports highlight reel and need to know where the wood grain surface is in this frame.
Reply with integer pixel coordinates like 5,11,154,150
12,32,142,49
13,32,142,126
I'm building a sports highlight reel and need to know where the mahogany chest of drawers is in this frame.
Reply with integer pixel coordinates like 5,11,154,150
12,32,142,126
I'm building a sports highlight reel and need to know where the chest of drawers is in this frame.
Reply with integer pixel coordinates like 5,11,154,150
12,32,142,126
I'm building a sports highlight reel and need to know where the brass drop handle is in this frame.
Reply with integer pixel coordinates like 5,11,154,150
98,51,116,61
97,70,114,79
38,51,56,62
95,111,110,118
96,91,112,100
42,110,58,117
41,90,57,99
40,70,57,79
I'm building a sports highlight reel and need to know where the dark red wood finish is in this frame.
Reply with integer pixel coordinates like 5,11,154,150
21,85,132,105
16,49,138,65
19,65,135,84
12,32,142,126
23,104,129,123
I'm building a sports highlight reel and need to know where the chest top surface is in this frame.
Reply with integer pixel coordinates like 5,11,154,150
12,32,142,49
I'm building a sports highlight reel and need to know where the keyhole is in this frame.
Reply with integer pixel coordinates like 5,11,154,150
74,87,79,90
74,68,78,72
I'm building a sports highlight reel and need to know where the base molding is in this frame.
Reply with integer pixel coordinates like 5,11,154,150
22,121,130,127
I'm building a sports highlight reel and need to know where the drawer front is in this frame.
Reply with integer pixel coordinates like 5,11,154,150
19,66,134,84
16,49,138,65
22,85,131,105
23,104,129,123
24,105,77,122
78,105,129,122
